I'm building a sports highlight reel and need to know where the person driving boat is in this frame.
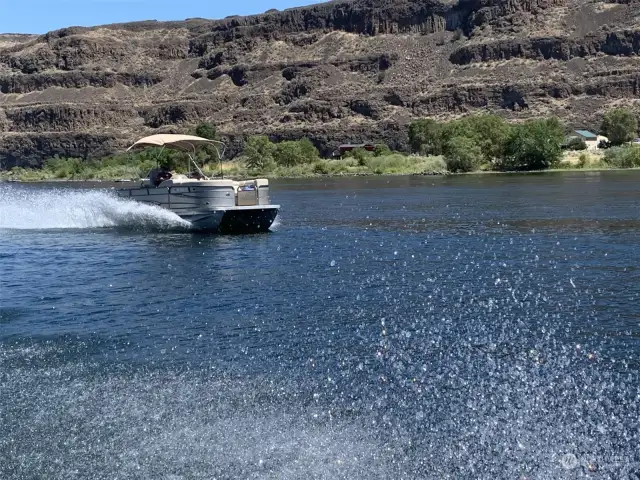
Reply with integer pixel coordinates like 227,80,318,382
148,165,173,186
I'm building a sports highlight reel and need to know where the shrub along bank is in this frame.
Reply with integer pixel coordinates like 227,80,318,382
236,136,446,177
409,115,567,172
2,113,640,182
408,109,639,173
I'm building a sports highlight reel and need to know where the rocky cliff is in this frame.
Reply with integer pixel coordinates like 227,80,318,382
1,0,640,167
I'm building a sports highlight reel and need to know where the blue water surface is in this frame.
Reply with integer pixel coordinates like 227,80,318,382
1,172,639,479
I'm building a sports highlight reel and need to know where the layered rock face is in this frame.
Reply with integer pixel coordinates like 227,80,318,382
1,0,640,166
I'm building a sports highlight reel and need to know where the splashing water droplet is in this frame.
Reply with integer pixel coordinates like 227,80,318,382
0,185,192,231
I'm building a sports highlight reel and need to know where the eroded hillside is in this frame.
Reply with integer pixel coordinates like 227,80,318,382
1,0,640,167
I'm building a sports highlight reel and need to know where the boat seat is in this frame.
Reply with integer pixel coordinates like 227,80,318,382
236,182,258,206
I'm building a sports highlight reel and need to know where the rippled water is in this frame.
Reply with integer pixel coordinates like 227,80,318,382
1,172,639,479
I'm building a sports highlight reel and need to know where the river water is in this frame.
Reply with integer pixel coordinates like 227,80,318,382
1,172,639,479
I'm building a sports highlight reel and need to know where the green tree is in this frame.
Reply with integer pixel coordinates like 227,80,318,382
243,136,276,171
129,147,184,172
274,141,304,167
410,115,510,161
500,118,565,171
374,144,392,157
457,114,511,162
192,122,220,166
601,108,638,146
604,145,640,168
298,138,320,162
273,139,319,166
195,122,217,140
408,119,445,155
349,147,372,165
443,136,484,173
565,137,588,151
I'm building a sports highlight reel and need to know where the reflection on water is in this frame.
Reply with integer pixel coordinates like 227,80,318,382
1,172,639,479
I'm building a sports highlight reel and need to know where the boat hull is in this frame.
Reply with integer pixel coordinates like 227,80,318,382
178,207,279,233
218,207,279,234
116,185,279,233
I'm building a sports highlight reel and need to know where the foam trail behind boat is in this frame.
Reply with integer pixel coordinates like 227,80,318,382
0,185,192,231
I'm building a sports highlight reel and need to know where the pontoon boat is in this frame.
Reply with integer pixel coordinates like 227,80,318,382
116,134,279,233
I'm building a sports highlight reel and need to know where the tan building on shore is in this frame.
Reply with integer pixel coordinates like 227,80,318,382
569,130,609,151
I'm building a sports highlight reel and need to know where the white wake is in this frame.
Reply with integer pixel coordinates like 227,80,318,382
0,185,192,231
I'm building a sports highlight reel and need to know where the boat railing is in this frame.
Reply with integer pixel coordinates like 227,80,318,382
187,153,209,180
186,140,226,180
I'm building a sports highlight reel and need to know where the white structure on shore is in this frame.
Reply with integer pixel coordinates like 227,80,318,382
569,130,609,151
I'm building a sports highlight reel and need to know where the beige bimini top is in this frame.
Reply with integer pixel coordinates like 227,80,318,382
127,134,222,152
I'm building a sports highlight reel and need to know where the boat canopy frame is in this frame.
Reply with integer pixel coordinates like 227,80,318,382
127,134,227,180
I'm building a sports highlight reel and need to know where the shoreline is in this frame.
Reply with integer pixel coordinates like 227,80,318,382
4,140,638,182
2,166,639,184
